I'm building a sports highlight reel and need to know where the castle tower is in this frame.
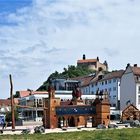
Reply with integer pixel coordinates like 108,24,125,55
43,86,60,128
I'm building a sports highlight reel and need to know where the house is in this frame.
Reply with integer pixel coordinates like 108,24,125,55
120,64,140,110
51,79,80,91
18,91,48,121
77,54,108,71
90,70,124,109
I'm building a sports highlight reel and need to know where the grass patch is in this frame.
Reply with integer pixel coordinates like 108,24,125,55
0,128,140,140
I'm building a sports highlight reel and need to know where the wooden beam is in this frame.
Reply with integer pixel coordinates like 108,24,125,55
9,74,15,129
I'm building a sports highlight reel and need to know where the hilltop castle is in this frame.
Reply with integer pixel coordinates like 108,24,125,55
77,54,108,71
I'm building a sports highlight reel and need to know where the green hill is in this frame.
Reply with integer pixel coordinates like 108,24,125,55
37,65,95,91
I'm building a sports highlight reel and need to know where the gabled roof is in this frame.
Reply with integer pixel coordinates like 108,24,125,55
122,104,139,113
77,59,97,63
18,91,48,98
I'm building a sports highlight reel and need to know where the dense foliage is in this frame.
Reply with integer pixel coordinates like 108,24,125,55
37,65,95,91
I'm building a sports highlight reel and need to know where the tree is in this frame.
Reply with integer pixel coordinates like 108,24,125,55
5,109,19,122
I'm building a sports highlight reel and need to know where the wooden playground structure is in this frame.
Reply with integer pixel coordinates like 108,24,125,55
43,87,110,128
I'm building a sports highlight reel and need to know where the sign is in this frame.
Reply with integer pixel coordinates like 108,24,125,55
0,115,5,124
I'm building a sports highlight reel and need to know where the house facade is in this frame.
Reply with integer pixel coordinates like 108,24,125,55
18,91,48,121
120,64,140,110
90,70,124,109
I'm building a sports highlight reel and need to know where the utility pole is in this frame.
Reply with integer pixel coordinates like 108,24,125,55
9,74,15,129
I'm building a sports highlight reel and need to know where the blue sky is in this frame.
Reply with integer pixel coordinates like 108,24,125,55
0,0,32,13
0,0,140,98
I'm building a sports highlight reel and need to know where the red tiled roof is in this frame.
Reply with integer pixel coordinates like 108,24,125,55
0,99,11,106
18,91,48,98
77,59,97,63
132,67,140,75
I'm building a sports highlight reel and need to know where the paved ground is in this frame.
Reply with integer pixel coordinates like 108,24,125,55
0,121,129,135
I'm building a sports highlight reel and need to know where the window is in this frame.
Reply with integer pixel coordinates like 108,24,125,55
109,88,112,92
138,95,140,104
39,99,42,105
138,86,140,93
92,84,94,87
113,87,116,91
113,104,116,107
105,81,107,85
108,80,111,84
86,88,88,93
102,81,104,85
113,78,116,83
113,95,116,99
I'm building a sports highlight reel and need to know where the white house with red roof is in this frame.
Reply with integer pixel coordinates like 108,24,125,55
120,64,140,110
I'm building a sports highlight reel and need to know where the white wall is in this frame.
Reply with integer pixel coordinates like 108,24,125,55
81,86,91,95
136,83,140,109
89,78,120,108
120,67,136,110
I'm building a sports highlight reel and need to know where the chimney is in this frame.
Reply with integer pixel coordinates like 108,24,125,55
134,64,137,67
126,63,130,69
97,56,99,61
83,54,86,60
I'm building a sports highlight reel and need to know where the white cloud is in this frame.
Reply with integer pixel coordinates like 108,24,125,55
0,0,140,98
